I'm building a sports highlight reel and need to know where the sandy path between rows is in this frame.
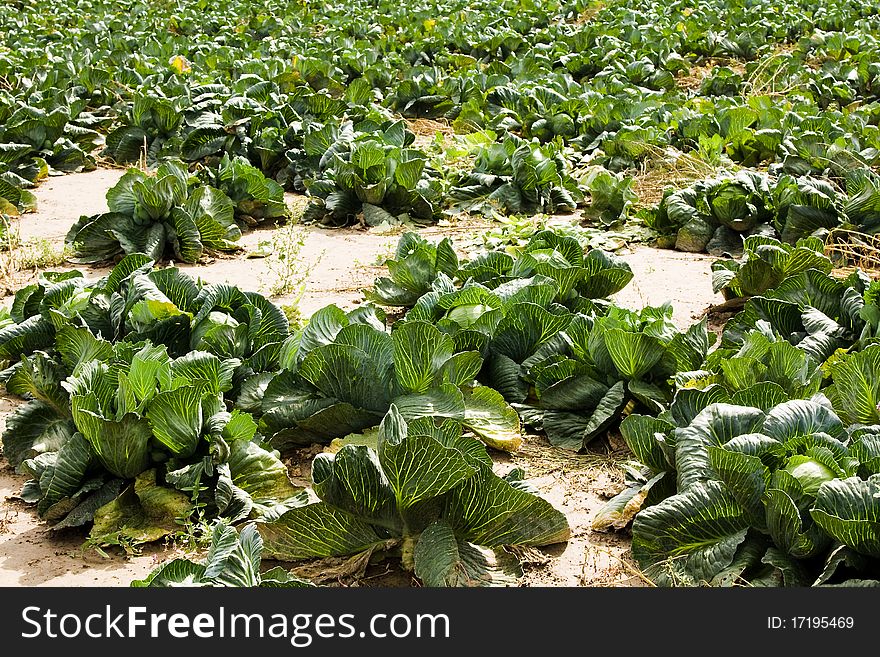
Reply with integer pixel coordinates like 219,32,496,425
0,169,722,587
13,168,722,323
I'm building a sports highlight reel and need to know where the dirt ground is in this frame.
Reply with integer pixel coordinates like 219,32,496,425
0,465,178,586
0,169,723,587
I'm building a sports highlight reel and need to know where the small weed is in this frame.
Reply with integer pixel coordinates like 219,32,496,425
695,134,728,168
169,516,215,554
84,533,143,558
374,239,396,265
0,502,17,534
0,214,66,288
0,213,21,285
166,470,218,554
260,224,324,301
18,238,66,269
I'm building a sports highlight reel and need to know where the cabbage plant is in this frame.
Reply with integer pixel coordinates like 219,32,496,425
301,120,441,227
255,305,522,451
5,340,301,545
65,161,241,263
65,158,288,264
364,232,460,307
648,170,842,254
133,522,312,587
721,268,877,363
600,397,880,586
711,235,832,300
258,406,570,587
449,135,583,216
457,229,633,306
0,258,299,544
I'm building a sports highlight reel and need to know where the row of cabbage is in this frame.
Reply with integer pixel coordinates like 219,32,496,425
3,225,880,586
589,236,880,586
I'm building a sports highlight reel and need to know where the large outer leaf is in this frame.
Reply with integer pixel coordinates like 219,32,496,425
708,446,766,529
89,469,192,546
582,380,628,444
604,329,665,379
192,283,249,324
261,372,383,449
392,383,466,422
2,401,77,470
730,381,789,411
542,410,592,450
127,342,173,403
592,471,668,531
632,480,750,586
378,405,477,511
106,169,147,215
670,385,731,427
812,475,880,558
150,267,201,313
579,250,634,298
55,326,113,370
169,208,204,263
485,352,529,403
439,351,483,387
0,315,55,361
258,501,387,560
827,345,880,425
186,186,242,249
6,352,69,413
27,432,94,518
72,404,152,479
171,351,236,395
413,520,520,587
300,343,389,412
103,127,149,164
51,479,125,531
332,323,392,371
762,399,846,442
766,487,828,559
145,386,205,457
214,464,253,524
181,126,230,162
226,437,301,517
113,222,166,263
538,372,608,412
445,463,570,547
675,404,765,491
131,559,208,587
620,414,675,473
312,445,400,530
64,212,130,263
491,303,571,363
407,417,492,467
757,546,811,587
392,320,454,394
203,523,261,587
813,545,871,586
461,385,522,451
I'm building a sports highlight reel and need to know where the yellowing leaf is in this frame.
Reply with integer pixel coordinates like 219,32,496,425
0,198,20,217
168,55,191,74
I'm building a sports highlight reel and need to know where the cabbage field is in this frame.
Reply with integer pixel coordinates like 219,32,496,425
1,0,880,588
